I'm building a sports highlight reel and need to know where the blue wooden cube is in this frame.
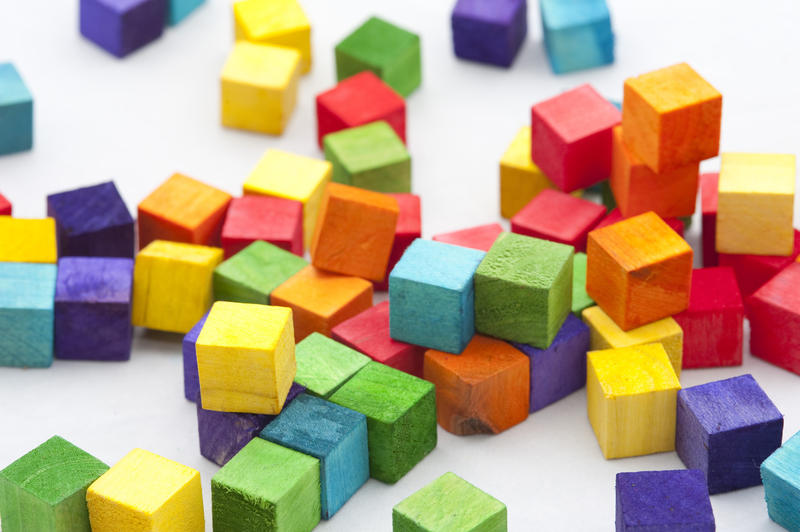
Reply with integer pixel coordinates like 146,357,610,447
677,374,783,494
182,312,208,402
0,263,56,368
389,239,485,354
539,0,614,74
260,393,368,519
0,63,33,156
79,0,166,58
167,0,204,25
47,181,135,258
451,0,527,67
762,430,800,531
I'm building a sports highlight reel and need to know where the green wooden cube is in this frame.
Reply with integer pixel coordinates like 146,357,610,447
571,252,594,316
393,472,507,532
335,16,422,98
211,438,320,532
323,121,411,193
0,435,109,532
295,332,370,398
474,232,573,349
328,361,436,484
213,241,307,304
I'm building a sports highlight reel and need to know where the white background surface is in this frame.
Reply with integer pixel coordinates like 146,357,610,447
1,0,799,530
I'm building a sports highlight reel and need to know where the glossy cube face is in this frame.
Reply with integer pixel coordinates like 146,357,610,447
79,0,166,58
0,63,33,155
451,0,527,67
540,0,614,74
233,0,311,72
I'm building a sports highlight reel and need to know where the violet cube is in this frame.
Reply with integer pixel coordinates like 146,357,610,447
676,374,783,494
513,314,589,412
54,257,134,361
616,469,715,532
46,181,135,258
79,0,166,58
451,0,527,68
182,311,208,402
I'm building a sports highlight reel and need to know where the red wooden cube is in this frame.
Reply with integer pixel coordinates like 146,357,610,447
374,193,421,291
700,172,719,267
594,208,684,237
673,267,744,368
432,223,502,252
719,230,800,298
220,196,303,259
0,193,10,215
511,189,605,252
530,84,621,193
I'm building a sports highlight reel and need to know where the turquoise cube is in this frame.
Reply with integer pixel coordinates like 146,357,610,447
167,0,204,25
761,429,800,531
540,0,614,74
0,63,33,156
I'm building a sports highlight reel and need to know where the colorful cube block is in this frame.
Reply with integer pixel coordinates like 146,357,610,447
572,252,594,316
233,0,312,73
451,0,527,67
220,195,303,258
719,229,800,298
433,223,503,252
0,216,56,263
499,126,559,219
182,311,208,402
594,207,685,237
167,0,204,25
375,193,421,291
540,0,614,74
761,429,800,531
0,193,11,215
748,262,800,375
700,172,719,267
79,0,166,58
294,333,370,398
0,63,33,155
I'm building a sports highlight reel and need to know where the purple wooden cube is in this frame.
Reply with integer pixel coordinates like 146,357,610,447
47,181,134,258
676,374,783,494
79,0,166,58
451,0,527,67
616,469,715,532
182,312,208,402
54,257,133,361
513,314,589,412
197,383,306,466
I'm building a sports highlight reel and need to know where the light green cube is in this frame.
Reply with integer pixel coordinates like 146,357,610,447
295,333,370,398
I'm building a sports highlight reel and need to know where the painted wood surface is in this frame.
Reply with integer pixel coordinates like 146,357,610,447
539,0,614,74
0,63,33,155
432,223,503,252
233,0,312,73
700,172,719,267
0,216,57,263
294,332,370,398
374,193,421,291
499,126,558,219
451,0,527,68
719,229,800,298
220,195,303,258
761,429,800,531
79,0,165,58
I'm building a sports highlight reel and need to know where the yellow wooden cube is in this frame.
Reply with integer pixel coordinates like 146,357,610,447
243,149,332,246
86,448,203,532
132,240,223,334
499,127,559,219
196,301,295,414
716,152,795,256
0,216,56,263
582,305,683,376
587,343,681,459
233,0,312,74
221,42,301,135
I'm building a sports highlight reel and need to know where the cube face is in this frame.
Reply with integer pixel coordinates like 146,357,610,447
761,430,800,531
79,0,166,58
294,332,370,398
700,172,719,267
451,0,527,67
167,0,204,25
572,252,594,316
182,312,208,402
540,0,614,74
719,229,800,298
233,0,311,73
499,126,558,219
374,193,421,291
0,63,33,155
0,193,11,215
0,217,57,263
475,232,573,348
433,223,503,252
748,262,800,375
220,195,304,258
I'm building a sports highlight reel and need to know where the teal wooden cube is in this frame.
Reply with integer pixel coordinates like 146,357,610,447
295,332,370,398
0,63,33,156
475,232,573,349
167,0,204,25
323,121,411,193
761,429,800,531
0,435,109,532
540,0,614,74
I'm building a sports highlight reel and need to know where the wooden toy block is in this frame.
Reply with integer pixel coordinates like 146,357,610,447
587,344,681,459
716,152,795,256
295,332,370,398
389,239,485,354
196,301,295,414
615,469,715,532
0,63,33,155
719,229,800,298
221,42,302,135
261,393,369,519
131,240,222,333
433,223,503,251
167,0,204,25
540,0,614,74
0,193,11,215
332,301,426,377
211,438,320,532
610,126,699,218
220,195,303,258
499,126,559,219
233,0,312,73
213,240,307,305
243,149,332,247
375,193,421,291
393,472,507,531
0,262,56,368
0,435,108,532
182,312,208,402
594,208,684,237
511,189,605,252
587,211,692,331
531,84,621,192
316,71,406,148
673,267,743,368
572,252,594,316
137,173,232,249
622,63,722,173
451,0,527,68
323,121,411,193
700,172,719,267
582,305,683,376
271,265,373,341
761,430,800,531
329,361,436,483
54,257,134,361
425,335,529,435
676,374,783,494
747,262,800,375
86,448,203,531
335,17,422,98
475,232,573,348
512,314,590,412
0,216,56,263
79,0,165,58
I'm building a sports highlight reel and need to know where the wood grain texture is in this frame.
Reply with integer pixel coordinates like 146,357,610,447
0,216,56,263
0,63,33,155
572,252,594,316
374,193,421,291
452,0,526,68
719,229,800,298
220,195,303,258
294,332,370,398
539,0,614,74
499,126,559,219
182,312,208,402
700,172,719,267
0,192,11,215
79,0,165,58
233,0,312,73
595,208,684,237
761,429,800,531
432,223,503,252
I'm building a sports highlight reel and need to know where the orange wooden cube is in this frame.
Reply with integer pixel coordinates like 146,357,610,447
424,335,529,436
310,183,399,282
587,212,693,331
610,126,699,218
622,63,722,173
138,174,232,249
270,265,373,341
